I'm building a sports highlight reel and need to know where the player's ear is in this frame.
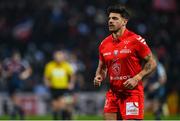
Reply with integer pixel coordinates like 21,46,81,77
123,19,128,26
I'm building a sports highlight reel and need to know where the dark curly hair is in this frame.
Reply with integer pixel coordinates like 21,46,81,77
107,4,130,20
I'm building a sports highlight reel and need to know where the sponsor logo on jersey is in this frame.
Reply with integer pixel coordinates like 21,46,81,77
126,102,139,115
120,49,131,54
124,40,130,44
110,75,131,80
103,52,111,56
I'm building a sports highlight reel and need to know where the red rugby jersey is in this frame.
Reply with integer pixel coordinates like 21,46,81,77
99,29,151,95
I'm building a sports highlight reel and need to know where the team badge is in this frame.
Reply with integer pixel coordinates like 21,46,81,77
111,63,121,76
113,50,118,56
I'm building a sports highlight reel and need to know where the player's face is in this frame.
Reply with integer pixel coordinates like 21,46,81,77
54,51,65,63
108,12,127,33
12,53,21,62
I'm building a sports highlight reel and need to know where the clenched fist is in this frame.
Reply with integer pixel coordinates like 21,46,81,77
94,75,103,87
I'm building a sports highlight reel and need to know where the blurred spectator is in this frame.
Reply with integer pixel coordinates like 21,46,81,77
43,50,75,120
1,51,32,119
67,52,86,91
144,55,167,120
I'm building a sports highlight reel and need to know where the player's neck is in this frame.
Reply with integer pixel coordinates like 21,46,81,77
112,27,126,41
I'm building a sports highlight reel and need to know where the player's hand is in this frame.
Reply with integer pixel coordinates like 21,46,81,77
45,81,51,88
94,75,103,87
68,83,74,90
19,71,30,80
123,78,139,89
148,82,160,92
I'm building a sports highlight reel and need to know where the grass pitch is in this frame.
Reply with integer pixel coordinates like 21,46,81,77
0,114,179,120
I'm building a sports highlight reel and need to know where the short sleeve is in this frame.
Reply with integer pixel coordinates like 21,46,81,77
22,60,30,69
44,63,51,78
157,63,166,77
136,36,151,58
98,44,104,62
65,62,74,75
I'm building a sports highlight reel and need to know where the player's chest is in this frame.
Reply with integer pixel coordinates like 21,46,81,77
50,66,67,76
101,40,135,61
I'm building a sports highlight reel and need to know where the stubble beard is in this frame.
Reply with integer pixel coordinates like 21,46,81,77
109,27,120,34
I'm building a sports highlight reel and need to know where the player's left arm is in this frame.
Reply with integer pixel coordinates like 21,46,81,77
135,53,157,81
68,73,76,90
124,53,157,89
66,63,76,90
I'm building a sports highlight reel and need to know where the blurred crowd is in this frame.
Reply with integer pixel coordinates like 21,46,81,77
0,0,179,106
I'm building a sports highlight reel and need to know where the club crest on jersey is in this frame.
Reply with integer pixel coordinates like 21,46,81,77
111,63,121,76
113,50,118,56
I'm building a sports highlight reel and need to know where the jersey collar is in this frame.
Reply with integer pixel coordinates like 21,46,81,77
111,28,129,43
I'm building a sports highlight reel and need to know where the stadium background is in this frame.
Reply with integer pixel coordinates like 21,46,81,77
0,0,179,120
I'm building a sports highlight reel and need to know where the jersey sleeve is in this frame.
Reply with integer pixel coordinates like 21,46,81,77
98,44,104,62
44,63,51,79
135,36,151,58
22,60,30,69
157,63,166,78
65,62,74,75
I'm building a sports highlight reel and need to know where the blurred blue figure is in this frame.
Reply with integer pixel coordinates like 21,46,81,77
144,56,167,120
2,51,32,120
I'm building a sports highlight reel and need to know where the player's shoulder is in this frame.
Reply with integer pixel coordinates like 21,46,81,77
99,34,112,47
62,61,71,66
127,30,146,44
127,29,141,39
46,61,55,67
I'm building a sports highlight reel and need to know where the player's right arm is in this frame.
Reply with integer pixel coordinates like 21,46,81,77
19,60,32,80
44,76,51,88
94,60,107,87
44,63,51,88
